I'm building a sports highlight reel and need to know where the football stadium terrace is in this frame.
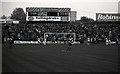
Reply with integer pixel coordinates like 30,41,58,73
2,22,120,44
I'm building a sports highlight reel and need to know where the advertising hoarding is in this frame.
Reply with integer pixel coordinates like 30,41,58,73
96,13,120,21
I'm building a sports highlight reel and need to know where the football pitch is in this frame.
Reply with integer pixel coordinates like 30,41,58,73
2,43,119,72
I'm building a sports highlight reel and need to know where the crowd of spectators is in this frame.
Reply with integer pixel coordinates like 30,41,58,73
2,22,120,44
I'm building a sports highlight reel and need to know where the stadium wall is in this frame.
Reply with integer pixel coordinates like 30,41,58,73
118,1,120,13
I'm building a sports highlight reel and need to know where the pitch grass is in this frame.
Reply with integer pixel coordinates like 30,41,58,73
2,43,119,72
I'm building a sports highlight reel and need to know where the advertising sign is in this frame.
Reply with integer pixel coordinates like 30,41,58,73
26,16,61,21
96,13,120,21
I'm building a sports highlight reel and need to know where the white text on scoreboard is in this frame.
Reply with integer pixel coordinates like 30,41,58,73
26,16,61,21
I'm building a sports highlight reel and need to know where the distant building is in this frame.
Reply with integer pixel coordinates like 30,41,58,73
118,1,120,13
0,19,6,23
0,19,19,24
70,11,77,22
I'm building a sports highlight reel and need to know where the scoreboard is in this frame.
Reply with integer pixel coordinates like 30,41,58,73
26,7,71,22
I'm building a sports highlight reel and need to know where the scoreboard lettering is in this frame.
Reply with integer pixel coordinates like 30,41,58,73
27,16,61,21
36,16,60,19
59,12,69,16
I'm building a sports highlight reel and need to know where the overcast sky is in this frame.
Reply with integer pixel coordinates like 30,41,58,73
0,0,120,20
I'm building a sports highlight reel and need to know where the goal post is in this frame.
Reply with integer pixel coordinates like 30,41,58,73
44,32,76,44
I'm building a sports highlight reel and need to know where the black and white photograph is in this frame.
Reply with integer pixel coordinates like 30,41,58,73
0,0,120,73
